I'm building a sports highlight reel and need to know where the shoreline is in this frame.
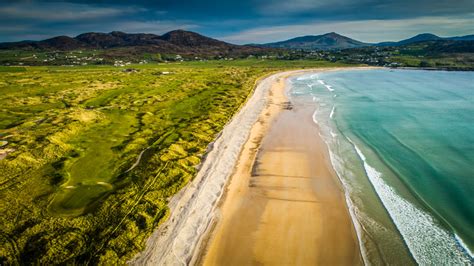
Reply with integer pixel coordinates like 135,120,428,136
197,69,365,265
130,67,376,265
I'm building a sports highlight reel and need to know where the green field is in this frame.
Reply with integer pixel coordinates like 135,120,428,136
0,60,352,264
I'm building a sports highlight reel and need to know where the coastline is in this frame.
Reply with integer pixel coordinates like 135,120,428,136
197,69,363,265
130,67,374,265
314,69,474,264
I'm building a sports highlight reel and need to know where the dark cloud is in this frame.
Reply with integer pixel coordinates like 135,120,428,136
0,0,472,43
32,0,474,19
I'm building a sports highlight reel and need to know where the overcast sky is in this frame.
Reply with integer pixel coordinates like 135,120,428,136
1,0,473,43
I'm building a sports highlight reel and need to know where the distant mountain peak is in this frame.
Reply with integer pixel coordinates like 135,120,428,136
164,29,190,34
263,32,368,50
160,29,232,47
403,33,442,42
377,33,444,46
324,32,339,37
110,31,127,37
160,29,203,40
414,33,440,37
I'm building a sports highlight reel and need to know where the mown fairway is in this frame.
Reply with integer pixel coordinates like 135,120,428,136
0,60,349,263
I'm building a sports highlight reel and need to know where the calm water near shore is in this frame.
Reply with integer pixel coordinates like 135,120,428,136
289,69,473,264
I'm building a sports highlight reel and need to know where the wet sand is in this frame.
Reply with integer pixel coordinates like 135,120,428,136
199,74,362,265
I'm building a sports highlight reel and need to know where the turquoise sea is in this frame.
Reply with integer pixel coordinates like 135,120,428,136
289,69,473,264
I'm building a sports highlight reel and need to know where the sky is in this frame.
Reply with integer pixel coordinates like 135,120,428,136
1,0,473,44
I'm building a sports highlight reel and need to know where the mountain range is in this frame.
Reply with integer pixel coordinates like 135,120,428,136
263,32,474,50
1,30,473,53
0,30,271,57
376,33,474,47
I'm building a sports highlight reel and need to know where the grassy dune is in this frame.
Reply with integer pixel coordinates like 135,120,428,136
0,60,350,264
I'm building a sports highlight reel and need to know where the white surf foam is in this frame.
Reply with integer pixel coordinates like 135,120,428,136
312,109,319,124
325,85,335,92
347,138,473,265
315,78,334,92
297,74,318,81
455,233,474,258
291,91,306,95
329,105,335,119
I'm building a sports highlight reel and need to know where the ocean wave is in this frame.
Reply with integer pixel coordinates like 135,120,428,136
455,233,474,258
347,138,473,265
330,105,335,119
315,78,335,92
312,108,319,124
296,74,318,81
325,85,335,92
290,91,306,95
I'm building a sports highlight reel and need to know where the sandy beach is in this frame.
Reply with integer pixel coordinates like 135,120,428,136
131,68,368,265
130,70,302,265
197,71,362,265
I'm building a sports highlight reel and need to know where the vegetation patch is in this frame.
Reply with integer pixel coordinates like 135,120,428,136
0,59,350,264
